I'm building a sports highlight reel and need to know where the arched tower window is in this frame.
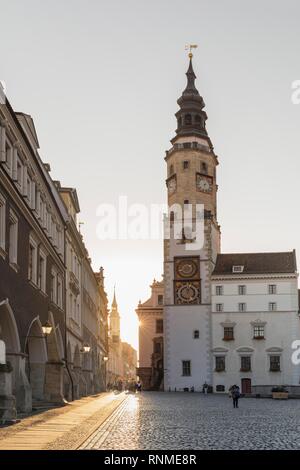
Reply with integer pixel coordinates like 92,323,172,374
195,114,202,126
184,114,192,125
201,162,208,175
177,117,182,128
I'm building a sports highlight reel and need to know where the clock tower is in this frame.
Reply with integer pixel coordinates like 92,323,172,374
163,53,221,391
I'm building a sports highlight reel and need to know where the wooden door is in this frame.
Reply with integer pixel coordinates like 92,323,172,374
241,378,251,394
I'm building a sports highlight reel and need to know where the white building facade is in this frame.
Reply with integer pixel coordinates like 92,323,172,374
211,252,300,395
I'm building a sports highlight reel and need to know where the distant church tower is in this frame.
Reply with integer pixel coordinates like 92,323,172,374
163,52,221,391
110,288,121,344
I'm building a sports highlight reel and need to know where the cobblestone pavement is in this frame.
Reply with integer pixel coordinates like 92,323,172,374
0,392,126,450
80,392,300,450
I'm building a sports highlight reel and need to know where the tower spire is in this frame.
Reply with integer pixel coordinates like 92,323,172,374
112,284,117,309
172,46,212,146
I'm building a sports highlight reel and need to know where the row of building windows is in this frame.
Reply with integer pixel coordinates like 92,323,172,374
0,130,63,256
0,197,63,308
169,161,209,176
215,302,278,312
223,325,265,340
182,355,281,376
215,284,278,296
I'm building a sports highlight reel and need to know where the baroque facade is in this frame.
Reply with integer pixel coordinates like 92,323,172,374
137,56,300,396
0,84,109,417
136,279,164,390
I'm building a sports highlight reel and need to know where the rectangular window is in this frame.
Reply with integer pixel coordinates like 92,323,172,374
5,139,13,176
238,285,246,295
26,175,32,205
268,284,277,294
182,360,191,376
223,327,234,341
193,330,200,339
50,269,57,303
156,319,163,334
8,210,18,265
0,193,6,252
269,302,277,311
216,303,223,312
16,156,23,191
157,294,163,305
28,237,38,284
232,265,244,273
216,285,223,296
57,275,63,308
154,342,161,354
215,356,225,372
183,160,189,170
38,250,47,293
253,325,265,339
241,356,251,372
238,302,246,312
270,355,280,372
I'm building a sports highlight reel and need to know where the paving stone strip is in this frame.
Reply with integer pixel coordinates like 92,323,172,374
79,395,132,450
0,392,127,450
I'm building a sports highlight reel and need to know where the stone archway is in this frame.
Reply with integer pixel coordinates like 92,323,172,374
24,317,48,401
0,300,32,412
0,299,21,356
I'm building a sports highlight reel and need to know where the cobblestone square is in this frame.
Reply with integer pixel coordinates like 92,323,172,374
80,392,300,450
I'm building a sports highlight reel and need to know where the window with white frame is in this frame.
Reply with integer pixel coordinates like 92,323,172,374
238,285,246,295
50,269,57,303
253,325,265,339
38,249,47,293
269,302,277,311
216,285,223,296
16,155,23,191
57,275,63,308
238,302,246,312
28,237,38,283
216,303,223,312
4,139,13,176
215,356,225,372
0,193,6,252
26,174,32,205
268,284,277,295
8,210,18,265
270,355,280,372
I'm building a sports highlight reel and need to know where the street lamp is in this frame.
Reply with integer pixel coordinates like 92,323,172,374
41,320,53,336
80,343,91,353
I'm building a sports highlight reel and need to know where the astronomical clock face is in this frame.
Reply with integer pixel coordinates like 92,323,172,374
176,258,198,279
167,176,176,195
196,173,213,193
175,281,201,305
174,257,201,305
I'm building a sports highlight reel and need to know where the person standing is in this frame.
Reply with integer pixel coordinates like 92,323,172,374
232,385,240,408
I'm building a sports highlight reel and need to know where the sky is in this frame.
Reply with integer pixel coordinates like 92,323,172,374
1,0,300,351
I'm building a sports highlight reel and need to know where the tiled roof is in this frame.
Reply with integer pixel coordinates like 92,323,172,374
212,251,297,275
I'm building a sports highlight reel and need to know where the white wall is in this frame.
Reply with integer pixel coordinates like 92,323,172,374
211,275,300,392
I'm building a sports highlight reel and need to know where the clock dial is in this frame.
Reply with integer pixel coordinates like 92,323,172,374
167,177,176,194
175,280,201,305
176,259,198,278
196,174,212,193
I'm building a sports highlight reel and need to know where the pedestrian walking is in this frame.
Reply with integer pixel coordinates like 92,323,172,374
232,385,240,408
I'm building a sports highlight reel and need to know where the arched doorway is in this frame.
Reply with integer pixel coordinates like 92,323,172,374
25,317,48,401
0,299,21,356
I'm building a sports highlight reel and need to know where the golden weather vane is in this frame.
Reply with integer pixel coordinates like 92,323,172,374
185,44,198,59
